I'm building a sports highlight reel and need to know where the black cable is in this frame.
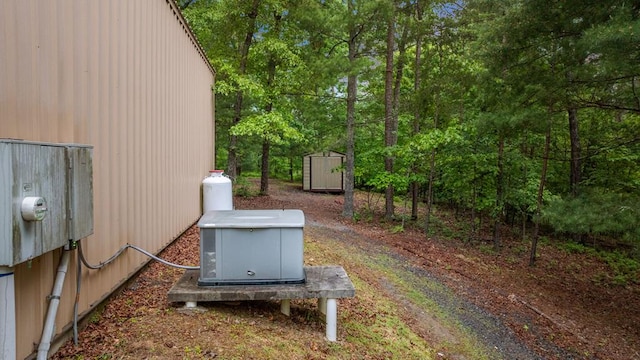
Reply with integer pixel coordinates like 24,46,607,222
72,239,199,343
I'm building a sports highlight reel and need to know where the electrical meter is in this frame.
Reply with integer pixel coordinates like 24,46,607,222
21,197,47,221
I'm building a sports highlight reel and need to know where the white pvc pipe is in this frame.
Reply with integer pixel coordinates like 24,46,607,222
280,299,290,316
325,298,337,341
0,267,16,360
185,301,198,308
318,297,327,315
37,250,71,360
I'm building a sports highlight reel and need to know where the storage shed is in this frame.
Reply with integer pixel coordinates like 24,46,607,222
303,151,345,192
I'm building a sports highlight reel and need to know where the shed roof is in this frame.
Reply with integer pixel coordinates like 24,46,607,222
304,151,346,157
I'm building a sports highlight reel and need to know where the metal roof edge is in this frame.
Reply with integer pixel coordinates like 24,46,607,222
303,151,347,157
167,0,216,76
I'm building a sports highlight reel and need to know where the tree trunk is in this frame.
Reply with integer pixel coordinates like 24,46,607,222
568,106,581,197
260,11,279,195
384,13,396,220
393,20,408,115
470,176,478,243
424,149,436,234
289,157,293,182
410,0,424,221
425,37,445,235
260,140,270,194
342,10,358,219
228,93,242,179
530,120,551,266
260,92,274,195
227,0,260,179
493,135,505,251
393,14,409,222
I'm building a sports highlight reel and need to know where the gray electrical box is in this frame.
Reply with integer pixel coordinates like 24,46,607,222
0,139,93,267
198,209,305,286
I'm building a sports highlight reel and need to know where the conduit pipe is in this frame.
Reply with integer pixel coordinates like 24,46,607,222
326,298,337,341
37,249,71,360
0,266,16,360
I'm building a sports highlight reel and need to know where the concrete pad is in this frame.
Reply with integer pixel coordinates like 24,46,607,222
168,265,355,303
168,265,356,341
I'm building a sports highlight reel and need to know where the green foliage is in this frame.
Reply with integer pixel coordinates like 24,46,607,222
558,241,639,285
183,0,640,254
558,241,596,256
230,111,303,145
233,176,260,197
599,251,639,285
410,125,465,154
542,190,640,241
435,122,498,212
365,170,411,195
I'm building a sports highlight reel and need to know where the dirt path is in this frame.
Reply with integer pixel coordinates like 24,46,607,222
243,180,639,360
251,182,548,359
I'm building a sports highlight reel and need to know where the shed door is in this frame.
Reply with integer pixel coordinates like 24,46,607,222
324,156,343,189
311,156,343,190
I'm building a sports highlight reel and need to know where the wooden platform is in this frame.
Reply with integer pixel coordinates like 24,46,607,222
168,265,355,341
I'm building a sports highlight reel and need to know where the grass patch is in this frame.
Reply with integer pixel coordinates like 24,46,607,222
359,253,494,360
305,228,497,359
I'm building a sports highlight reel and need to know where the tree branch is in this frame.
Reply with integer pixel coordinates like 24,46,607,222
579,100,640,114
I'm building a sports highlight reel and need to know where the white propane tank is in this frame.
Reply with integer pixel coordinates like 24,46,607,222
203,170,233,212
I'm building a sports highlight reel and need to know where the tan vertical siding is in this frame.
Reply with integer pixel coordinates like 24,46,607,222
1,1,215,358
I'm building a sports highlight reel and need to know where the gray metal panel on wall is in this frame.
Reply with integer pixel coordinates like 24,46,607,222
17,143,68,261
0,140,93,267
0,142,13,266
3,142,69,266
67,146,94,241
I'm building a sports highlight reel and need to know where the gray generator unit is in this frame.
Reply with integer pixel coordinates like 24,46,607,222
198,209,305,286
